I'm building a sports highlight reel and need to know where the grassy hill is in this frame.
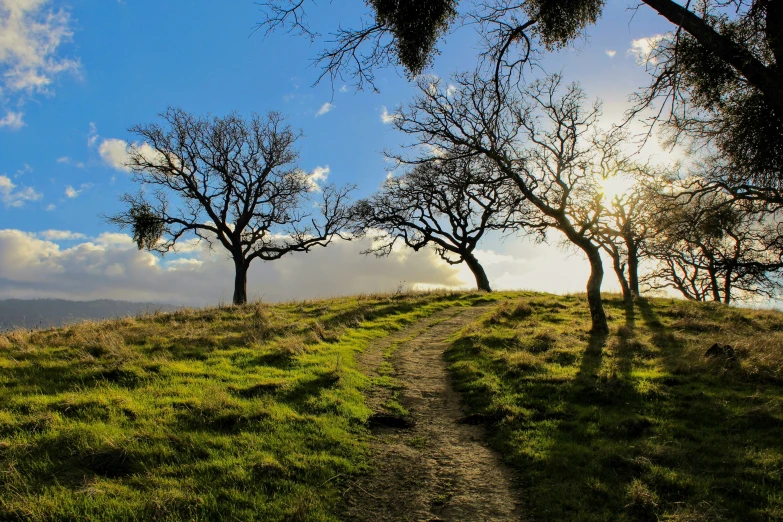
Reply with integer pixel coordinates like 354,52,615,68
448,294,783,521
1,291,781,521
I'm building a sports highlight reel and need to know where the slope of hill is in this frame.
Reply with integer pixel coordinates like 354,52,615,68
0,299,180,330
0,291,494,521
447,294,783,521
0,291,781,521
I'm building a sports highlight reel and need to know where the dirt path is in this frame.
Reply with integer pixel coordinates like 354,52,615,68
342,304,524,521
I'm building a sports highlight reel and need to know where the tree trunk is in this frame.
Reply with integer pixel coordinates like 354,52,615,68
584,245,609,334
233,258,249,305
626,237,640,297
464,252,492,292
708,267,721,303
610,250,632,302
723,269,732,306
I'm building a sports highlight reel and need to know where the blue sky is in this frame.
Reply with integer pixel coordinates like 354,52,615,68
0,0,675,304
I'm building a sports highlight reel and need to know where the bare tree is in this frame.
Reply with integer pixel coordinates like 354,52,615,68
391,73,621,334
643,189,783,304
354,157,531,291
259,1,782,208
108,108,355,305
257,1,783,114
588,136,666,301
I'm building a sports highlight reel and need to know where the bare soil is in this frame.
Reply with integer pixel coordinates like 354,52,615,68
341,305,524,521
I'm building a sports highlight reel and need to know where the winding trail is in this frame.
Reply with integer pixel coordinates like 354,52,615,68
342,304,524,521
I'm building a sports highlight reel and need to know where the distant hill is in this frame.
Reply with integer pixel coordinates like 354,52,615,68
0,299,181,330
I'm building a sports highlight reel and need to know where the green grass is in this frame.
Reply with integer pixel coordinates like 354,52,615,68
4,290,782,521
446,293,783,521
0,291,490,521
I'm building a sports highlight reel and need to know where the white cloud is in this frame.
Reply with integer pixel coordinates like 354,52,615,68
57,156,85,168
628,34,667,64
0,110,25,129
315,102,333,117
380,106,400,124
0,0,79,116
45,203,55,211
472,249,515,266
94,232,135,247
0,174,41,207
99,138,170,173
0,229,465,305
38,229,85,240
98,138,131,171
421,143,446,158
305,165,329,192
605,49,617,58
87,122,98,147
339,84,348,93
446,84,457,97
64,183,91,198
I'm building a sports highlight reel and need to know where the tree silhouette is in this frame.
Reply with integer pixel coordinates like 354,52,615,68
392,73,623,334
643,189,783,304
108,108,354,305
257,1,782,111
633,2,783,205
260,1,782,204
354,157,531,291
586,135,664,301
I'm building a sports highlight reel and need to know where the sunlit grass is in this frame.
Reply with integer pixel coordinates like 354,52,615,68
0,290,494,521
447,293,783,521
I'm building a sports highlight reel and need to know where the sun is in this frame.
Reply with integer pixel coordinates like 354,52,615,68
599,174,636,204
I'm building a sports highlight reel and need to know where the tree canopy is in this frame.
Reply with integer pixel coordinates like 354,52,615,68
260,0,782,201
108,108,354,305
354,156,530,291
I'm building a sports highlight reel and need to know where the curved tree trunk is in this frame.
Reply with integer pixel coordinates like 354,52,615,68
233,258,249,305
584,245,609,334
610,250,632,302
464,252,492,292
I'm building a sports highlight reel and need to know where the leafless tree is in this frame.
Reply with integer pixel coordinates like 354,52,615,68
642,189,783,304
390,73,624,333
257,1,783,114
353,156,533,291
259,1,782,211
587,136,667,301
108,108,355,305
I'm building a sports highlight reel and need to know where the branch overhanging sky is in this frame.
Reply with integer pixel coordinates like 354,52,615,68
0,0,675,304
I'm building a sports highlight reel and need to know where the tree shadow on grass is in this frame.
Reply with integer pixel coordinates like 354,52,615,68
620,298,782,519
476,297,782,520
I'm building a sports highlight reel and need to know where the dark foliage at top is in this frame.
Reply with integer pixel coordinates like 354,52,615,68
524,0,605,50
369,0,458,76
637,1,783,202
